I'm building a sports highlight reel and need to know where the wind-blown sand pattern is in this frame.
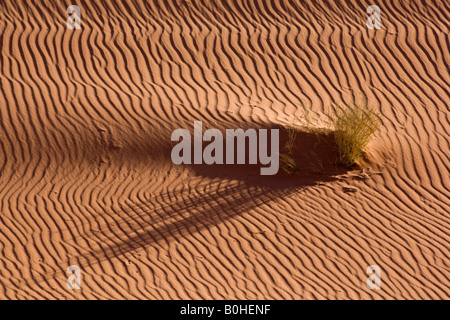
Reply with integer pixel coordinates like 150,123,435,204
0,0,449,299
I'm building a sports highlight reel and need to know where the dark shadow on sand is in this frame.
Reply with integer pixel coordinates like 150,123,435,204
61,120,350,266
30,119,351,280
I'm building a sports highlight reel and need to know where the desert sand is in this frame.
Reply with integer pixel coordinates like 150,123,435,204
0,0,449,299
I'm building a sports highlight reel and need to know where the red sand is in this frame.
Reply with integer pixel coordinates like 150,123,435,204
0,0,449,299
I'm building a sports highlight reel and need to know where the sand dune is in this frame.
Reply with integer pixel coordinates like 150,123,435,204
0,0,449,299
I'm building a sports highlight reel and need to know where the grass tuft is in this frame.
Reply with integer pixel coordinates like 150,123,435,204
282,96,380,174
280,124,300,175
284,124,299,156
280,153,299,175
332,102,380,167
